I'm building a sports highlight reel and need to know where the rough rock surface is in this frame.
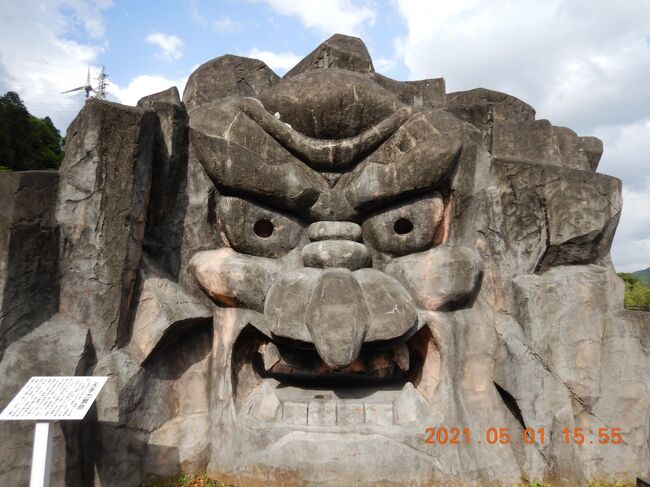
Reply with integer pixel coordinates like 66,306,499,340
0,34,648,487
284,33,374,78
0,170,59,360
137,87,190,279
182,55,279,111
56,99,155,354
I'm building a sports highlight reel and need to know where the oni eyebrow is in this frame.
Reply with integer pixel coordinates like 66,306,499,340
236,98,413,171
356,189,448,221
218,192,305,222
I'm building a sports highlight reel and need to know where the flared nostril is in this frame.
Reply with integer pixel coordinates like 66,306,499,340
308,221,362,242
302,240,370,270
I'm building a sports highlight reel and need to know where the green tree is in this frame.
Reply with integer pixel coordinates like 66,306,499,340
0,91,64,171
618,273,650,309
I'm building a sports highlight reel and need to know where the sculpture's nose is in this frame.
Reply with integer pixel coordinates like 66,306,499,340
302,222,370,270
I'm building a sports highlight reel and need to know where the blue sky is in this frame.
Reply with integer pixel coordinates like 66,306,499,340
100,1,409,90
1,0,650,272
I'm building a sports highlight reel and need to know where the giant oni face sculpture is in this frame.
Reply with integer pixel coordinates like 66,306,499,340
0,34,648,487
185,41,485,482
188,69,481,370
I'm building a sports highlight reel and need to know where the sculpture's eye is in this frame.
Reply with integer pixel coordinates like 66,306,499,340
254,218,274,238
393,218,414,235
218,197,303,258
362,192,445,256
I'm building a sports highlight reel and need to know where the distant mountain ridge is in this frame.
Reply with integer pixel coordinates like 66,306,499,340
632,267,650,285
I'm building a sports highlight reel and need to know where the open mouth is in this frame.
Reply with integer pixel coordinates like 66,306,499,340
232,324,437,428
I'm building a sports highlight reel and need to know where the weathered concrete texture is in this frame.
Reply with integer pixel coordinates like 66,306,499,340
182,55,279,111
446,88,603,171
361,192,445,256
492,119,603,171
56,99,155,354
384,246,483,311
374,74,446,109
493,265,650,484
285,33,374,78
0,171,59,359
218,196,305,259
127,257,212,364
175,149,223,301
137,87,190,279
301,240,370,270
0,32,648,487
260,70,404,139
489,159,621,273
90,322,212,487
446,87,537,126
190,248,280,312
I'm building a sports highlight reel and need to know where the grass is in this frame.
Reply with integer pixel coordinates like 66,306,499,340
143,472,234,487
145,474,635,487
513,482,632,487
587,482,633,487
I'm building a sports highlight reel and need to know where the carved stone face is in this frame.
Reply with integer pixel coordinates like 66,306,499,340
186,39,484,481
85,35,634,487
1,33,644,487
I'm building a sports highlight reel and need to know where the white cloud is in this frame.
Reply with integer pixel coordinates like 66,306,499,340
212,17,242,33
596,120,650,192
597,119,650,272
0,0,112,132
247,48,300,73
374,57,394,73
611,185,650,272
394,0,650,272
394,0,650,132
188,1,243,33
108,74,188,107
61,0,114,38
145,32,184,62
0,1,185,133
259,0,376,36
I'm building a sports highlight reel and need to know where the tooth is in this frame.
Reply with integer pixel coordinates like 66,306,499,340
364,403,393,425
392,343,410,371
250,382,281,421
394,382,429,425
337,403,364,426
307,401,336,426
259,342,281,371
282,401,308,425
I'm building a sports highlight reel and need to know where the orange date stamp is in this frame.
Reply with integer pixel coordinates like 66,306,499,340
423,427,623,446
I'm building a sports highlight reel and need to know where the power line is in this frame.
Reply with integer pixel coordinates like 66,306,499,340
0,53,97,72
0,61,84,75
23,103,85,107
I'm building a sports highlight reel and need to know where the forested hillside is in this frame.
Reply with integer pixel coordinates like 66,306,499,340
631,267,650,285
619,272,650,309
0,91,64,172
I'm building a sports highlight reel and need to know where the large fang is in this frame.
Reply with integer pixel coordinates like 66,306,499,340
394,382,430,425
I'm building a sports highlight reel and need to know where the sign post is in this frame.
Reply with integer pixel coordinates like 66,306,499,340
0,376,107,487
30,422,53,487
